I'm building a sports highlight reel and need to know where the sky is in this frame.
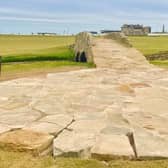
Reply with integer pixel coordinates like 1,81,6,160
0,0,167,34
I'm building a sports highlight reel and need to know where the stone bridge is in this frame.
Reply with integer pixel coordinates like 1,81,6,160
74,32,94,63
74,32,149,69
0,33,168,160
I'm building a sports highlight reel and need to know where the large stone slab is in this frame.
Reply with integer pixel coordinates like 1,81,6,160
91,134,134,160
53,130,95,158
0,129,54,156
134,129,168,159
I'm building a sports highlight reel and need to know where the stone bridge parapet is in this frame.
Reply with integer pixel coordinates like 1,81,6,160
74,32,94,63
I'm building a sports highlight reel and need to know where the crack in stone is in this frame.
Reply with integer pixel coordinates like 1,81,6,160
31,107,48,122
126,132,138,159
52,118,75,138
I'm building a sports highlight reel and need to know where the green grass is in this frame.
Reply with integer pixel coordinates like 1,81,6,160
2,47,75,63
150,60,168,68
0,35,75,56
0,150,107,168
1,150,168,168
0,35,75,63
0,61,94,81
2,61,94,73
128,36,168,56
128,36,168,68
0,35,96,80
109,160,168,168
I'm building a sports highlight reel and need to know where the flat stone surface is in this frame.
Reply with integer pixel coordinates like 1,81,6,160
91,134,134,159
23,122,63,135
53,130,95,158
39,114,73,127
69,119,106,133
0,129,54,156
0,37,168,159
0,124,11,134
134,129,168,158
24,115,74,135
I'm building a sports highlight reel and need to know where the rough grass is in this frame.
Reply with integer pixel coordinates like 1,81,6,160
128,36,168,56
0,150,106,168
1,150,168,168
109,160,168,168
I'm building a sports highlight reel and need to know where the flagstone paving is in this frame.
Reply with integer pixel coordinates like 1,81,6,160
0,36,168,159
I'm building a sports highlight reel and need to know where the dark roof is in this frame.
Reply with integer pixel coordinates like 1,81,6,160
89,31,98,34
101,30,121,33
38,32,57,35
121,24,144,29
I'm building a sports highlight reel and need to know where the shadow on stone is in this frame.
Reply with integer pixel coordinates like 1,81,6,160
80,52,87,63
75,52,80,62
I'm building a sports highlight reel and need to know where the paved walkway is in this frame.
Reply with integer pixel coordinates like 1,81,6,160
0,37,168,159
93,38,149,69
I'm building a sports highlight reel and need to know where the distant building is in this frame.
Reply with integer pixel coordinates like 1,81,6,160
101,30,121,34
121,24,151,36
88,31,98,35
37,32,57,36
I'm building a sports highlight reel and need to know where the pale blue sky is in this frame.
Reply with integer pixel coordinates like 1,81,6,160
0,0,167,34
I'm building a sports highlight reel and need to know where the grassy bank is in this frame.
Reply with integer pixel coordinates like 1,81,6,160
128,36,168,68
0,61,95,81
1,150,168,168
128,36,168,56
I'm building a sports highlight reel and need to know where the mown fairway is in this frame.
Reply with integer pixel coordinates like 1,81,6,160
128,36,168,68
0,35,76,62
128,36,168,56
0,35,94,80
0,35,75,56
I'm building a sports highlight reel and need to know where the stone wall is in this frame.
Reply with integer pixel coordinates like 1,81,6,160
104,32,132,48
74,32,94,63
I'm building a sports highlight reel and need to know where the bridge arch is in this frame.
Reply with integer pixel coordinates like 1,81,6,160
75,52,80,62
80,52,87,62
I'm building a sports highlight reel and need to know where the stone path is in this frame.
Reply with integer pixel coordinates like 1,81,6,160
0,37,168,159
93,38,149,69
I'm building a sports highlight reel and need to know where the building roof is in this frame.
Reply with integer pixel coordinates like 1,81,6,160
121,24,144,29
101,30,121,34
